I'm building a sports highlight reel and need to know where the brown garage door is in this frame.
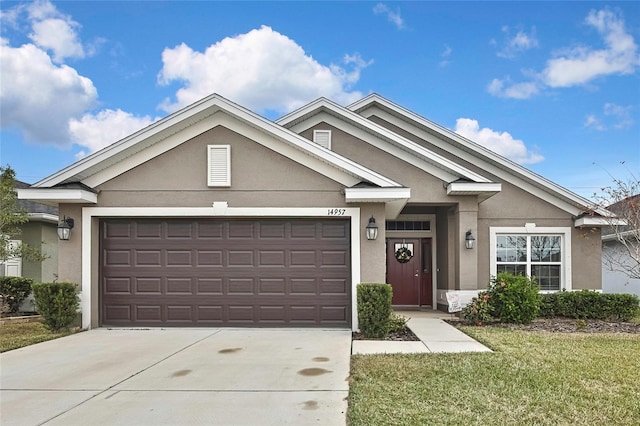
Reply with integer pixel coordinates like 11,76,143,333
100,218,351,327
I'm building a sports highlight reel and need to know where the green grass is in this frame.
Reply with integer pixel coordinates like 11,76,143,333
348,327,640,425
0,322,75,352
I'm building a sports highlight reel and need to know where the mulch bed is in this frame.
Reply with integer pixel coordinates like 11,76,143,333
352,328,420,341
447,318,640,334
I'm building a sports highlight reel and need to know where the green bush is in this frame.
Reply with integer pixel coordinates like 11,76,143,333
539,290,640,321
388,312,409,332
0,277,34,314
32,282,79,332
357,283,392,338
488,272,541,324
461,291,494,325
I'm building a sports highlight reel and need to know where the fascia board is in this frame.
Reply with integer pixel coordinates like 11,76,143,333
17,188,97,204
447,182,502,195
27,213,59,224
575,217,628,227
602,230,635,241
344,187,411,202
280,101,490,183
34,94,400,190
355,101,596,216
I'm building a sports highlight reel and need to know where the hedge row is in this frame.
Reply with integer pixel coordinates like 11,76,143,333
539,290,639,322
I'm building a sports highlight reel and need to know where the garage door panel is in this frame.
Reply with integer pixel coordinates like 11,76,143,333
101,219,350,327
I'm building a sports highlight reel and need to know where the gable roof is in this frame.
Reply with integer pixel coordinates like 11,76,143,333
277,97,493,185
346,93,610,217
30,94,401,191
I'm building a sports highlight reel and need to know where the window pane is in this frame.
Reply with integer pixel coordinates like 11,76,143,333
532,265,561,291
531,236,561,262
496,235,527,262
497,264,527,276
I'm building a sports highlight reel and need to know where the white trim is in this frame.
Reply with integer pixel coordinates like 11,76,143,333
446,182,502,196
344,187,411,203
489,226,572,291
207,144,231,187
278,100,492,183
81,206,361,330
27,213,59,224
17,188,97,204
574,216,627,227
348,95,609,216
33,94,401,190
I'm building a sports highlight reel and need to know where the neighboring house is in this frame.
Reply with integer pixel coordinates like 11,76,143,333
602,195,640,298
18,94,612,330
1,181,59,311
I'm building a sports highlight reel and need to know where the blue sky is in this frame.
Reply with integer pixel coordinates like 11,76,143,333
1,1,638,199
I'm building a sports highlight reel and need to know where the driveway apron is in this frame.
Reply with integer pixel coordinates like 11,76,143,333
0,328,351,426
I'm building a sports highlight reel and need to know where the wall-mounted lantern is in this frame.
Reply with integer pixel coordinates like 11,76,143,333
366,216,378,241
57,217,75,241
465,230,475,249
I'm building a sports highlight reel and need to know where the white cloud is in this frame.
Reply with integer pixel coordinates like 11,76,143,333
69,109,157,156
585,103,634,131
20,0,87,63
157,26,370,114
584,114,605,131
454,118,544,164
496,26,539,58
373,3,405,30
488,9,639,99
0,39,97,146
487,78,540,99
439,44,452,67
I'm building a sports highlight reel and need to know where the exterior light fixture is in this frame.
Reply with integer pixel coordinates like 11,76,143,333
465,230,475,249
57,217,75,241
365,216,379,240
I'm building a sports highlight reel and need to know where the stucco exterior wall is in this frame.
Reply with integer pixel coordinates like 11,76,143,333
97,126,346,208
359,204,386,283
19,222,58,283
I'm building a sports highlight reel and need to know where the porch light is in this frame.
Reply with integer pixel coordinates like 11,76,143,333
57,217,74,241
366,216,379,240
465,230,475,249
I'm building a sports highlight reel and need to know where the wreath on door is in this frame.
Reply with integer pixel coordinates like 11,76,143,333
394,246,413,263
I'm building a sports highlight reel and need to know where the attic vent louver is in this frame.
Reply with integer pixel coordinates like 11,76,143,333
207,145,231,187
313,130,332,149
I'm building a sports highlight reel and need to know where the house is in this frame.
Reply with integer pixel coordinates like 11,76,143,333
18,94,612,330
602,194,640,298
2,181,59,311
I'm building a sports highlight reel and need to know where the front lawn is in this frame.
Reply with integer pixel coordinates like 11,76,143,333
0,322,75,352
348,327,640,425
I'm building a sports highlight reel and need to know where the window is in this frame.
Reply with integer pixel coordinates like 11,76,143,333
490,226,571,291
207,145,231,187
385,221,431,231
313,130,331,149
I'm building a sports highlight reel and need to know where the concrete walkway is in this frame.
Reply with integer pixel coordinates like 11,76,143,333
1,328,351,426
352,310,492,355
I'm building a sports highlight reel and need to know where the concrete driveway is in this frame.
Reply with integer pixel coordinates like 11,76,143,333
0,328,351,426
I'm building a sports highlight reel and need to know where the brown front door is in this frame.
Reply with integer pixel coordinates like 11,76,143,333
386,238,433,306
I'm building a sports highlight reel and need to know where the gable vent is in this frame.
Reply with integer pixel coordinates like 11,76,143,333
207,145,231,187
313,130,332,149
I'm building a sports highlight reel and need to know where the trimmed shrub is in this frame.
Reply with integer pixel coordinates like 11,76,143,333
0,276,34,314
488,272,541,324
539,291,640,321
357,283,392,339
388,312,409,332
461,291,494,325
32,282,79,332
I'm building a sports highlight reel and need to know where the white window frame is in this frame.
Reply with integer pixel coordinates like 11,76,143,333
207,145,231,187
490,226,572,292
313,130,332,150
